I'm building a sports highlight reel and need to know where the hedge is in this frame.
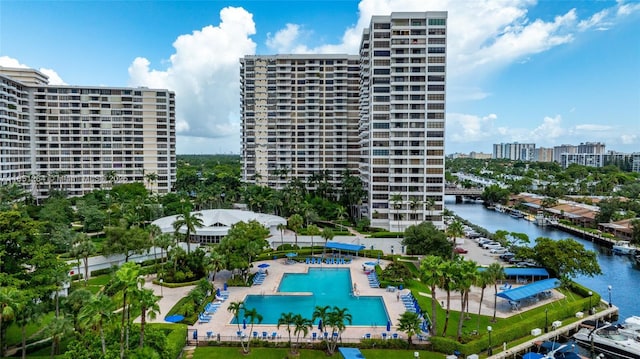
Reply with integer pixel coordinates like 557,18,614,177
152,278,202,288
149,323,188,359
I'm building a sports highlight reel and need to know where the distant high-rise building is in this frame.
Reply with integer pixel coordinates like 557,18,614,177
240,11,447,231
535,147,554,162
0,67,176,198
556,142,606,168
492,142,535,161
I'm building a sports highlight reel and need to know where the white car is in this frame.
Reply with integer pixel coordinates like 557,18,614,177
490,247,508,254
483,242,502,249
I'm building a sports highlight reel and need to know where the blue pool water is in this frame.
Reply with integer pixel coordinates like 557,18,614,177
233,268,389,326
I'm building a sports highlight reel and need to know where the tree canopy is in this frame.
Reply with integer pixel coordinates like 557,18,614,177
402,222,452,257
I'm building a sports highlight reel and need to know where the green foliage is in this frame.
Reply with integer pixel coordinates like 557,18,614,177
402,222,452,257
532,237,602,279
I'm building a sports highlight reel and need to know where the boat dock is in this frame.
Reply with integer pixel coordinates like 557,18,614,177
550,223,617,248
489,305,619,359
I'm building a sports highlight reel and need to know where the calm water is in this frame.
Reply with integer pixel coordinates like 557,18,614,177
234,268,389,326
446,199,639,320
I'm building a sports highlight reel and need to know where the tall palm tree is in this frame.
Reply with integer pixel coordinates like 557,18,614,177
446,220,465,259
292,314,313,354
419,256,445,336
115,262,143,359
228,301,249,353
476,269,492,333
487,262,506,322
147,224,162,275
312,305,330,338
172,209,203,254
409,198,421,225
390,193,403,233
136,288,160,348
72,233,96,285
287,214,303,247
277,222,287,248
320,227,335,257
440,260,456,336
79,293,115,355
307,224,320,256
397,311,422,345
426,198,436,221
277,312,295,350
325,306,352,355
456,259,478,342
242,307,263,354
13,291,42,359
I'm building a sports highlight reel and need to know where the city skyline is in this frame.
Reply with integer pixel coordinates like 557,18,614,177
2,0,638,155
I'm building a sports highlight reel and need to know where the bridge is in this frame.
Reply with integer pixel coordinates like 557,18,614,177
444,187,483,203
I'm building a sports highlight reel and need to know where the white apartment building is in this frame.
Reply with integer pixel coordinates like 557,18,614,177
360,12,447,231
240,12,448,231
492,142,536,161
240,55,361,190
0,67,176,198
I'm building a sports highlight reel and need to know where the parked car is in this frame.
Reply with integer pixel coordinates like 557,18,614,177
482,242,501,249
454,247,468,254
477,238,493,246
490,247,508,254
500,252,515,261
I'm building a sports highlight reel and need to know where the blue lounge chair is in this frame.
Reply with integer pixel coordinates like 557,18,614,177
206,331,213,339
312,332,317,340
271,332,277,340
381,332,388,339
365,333,371,339
262,331,268,339
392,333,399,339
253,331,258,338
305,257,310,264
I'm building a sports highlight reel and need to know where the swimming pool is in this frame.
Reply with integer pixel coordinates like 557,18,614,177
233,268,389,326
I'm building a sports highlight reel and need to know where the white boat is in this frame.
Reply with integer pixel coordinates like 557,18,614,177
612,241,637,255
573,324,640,359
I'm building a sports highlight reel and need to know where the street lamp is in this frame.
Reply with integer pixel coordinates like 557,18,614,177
607,285,612,307
544,308,549,333
588,291,593,314
487,326,493,356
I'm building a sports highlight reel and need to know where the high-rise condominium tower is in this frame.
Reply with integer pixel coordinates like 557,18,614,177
240,11,447,231
240,55,361,189
360,12,447,231
0,67,176,198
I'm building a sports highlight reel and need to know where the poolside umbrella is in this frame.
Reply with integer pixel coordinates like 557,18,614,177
364,261,377,266
224,282,228,291
286,252,297,258
258,263,270,268
386,320,391,332
318,319,323,332
216,288,220,296
243,318,247,330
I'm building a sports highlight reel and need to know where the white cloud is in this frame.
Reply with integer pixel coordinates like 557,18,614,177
266,23,302,53
530,115,565,140
620,134,637,145
447,113,498,143
574,124,613,131
128,6,256,152
0,56,66,85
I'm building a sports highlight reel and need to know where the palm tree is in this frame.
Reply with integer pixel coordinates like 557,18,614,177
419,256,445,336
136,288,160,348
476,269,492,333
0,289,19,357
409,198,421,225
446,220,465,259
456,259,478,342
147,224,162,276
390,193,403,233
277,222,287,248
242,307,263,354
172,209,203,254
45,316,73,358
325,306,351,355
486,262,506,322
228,301,249,352
426,198,436,221
72,233,96,285
397,311,422,345
115,262,144,359
287,214,303,247
144,172,158,192
292,314,313,354
14,292,42,359
277,312,295,350
312,305,330,339
79,293,115,355
440,260,456,336
320,227,335,257
307,224,320,256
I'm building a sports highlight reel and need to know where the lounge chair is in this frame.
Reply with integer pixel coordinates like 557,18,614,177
262,332,268,340
206,331,213,339
312,332,317,340
305,257,310,264
271,332,277,340
392,333,399,339
364,333,371,339
381,332,388,339
253,331,258,338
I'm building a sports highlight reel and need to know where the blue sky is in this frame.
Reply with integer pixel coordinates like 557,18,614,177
1,0,639,155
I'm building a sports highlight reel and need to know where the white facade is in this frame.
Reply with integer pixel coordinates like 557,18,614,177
0,67,176,197
360,12,447,231
492,142,536,161
240,55,361,190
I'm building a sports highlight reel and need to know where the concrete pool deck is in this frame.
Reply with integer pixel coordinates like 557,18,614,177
138,234,564,341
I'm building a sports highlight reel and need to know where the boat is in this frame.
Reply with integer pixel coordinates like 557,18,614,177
536,341,585,359
612,241,637,255
535,211,548,226
510,210,524,219
573,324,640,359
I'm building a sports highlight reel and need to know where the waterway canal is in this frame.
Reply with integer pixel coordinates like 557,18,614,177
445,198,638,320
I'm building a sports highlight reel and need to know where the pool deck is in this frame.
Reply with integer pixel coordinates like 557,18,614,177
138,235,565,342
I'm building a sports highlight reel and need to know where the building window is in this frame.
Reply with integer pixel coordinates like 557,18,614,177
428,18,446,26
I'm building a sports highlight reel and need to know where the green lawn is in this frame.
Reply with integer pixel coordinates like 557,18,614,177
4,312,55,347
192,347,446,359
